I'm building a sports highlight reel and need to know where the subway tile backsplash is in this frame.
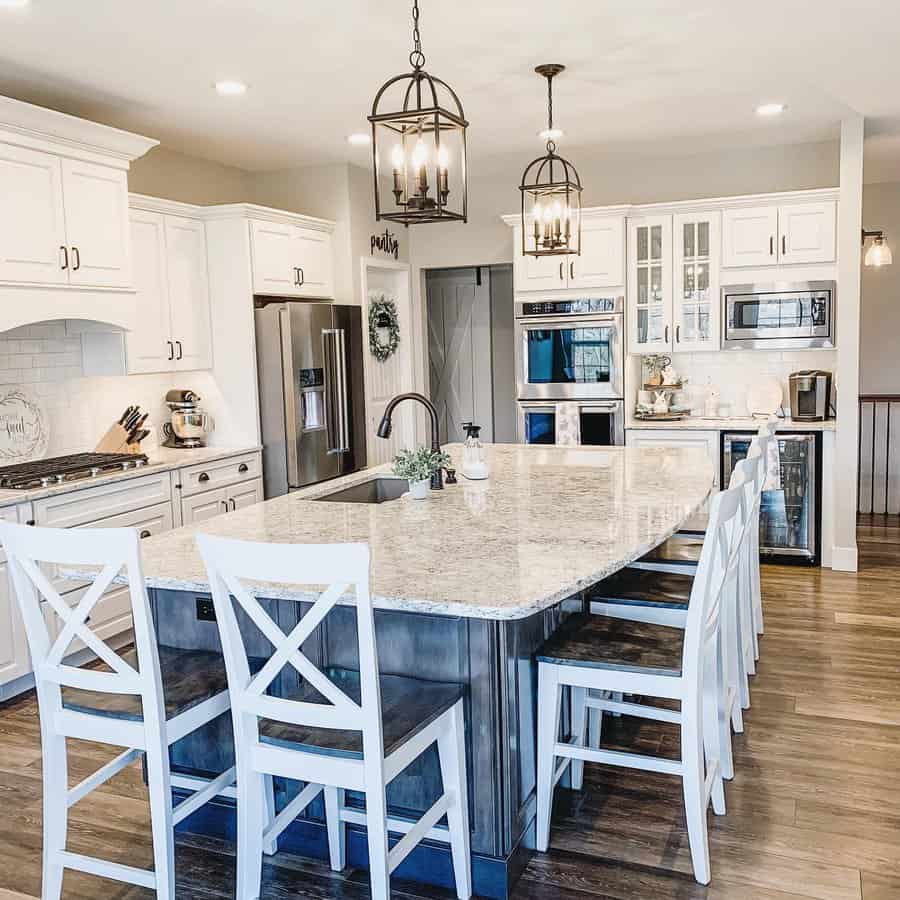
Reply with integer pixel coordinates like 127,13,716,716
0,321,222,458
664,349,838,416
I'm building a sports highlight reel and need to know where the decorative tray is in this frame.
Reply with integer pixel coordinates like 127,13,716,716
633,411,689,422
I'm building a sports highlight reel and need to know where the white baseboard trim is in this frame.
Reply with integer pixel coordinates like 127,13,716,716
830,545,858,572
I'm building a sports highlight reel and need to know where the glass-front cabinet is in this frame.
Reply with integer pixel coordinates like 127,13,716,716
627,215,672,354
672,211,720,352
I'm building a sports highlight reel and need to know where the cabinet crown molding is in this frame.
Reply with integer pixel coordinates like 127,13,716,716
198,202,336,233
501,187,839,227
0,95,158,167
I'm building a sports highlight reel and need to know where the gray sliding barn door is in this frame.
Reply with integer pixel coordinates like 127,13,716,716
426,267,493,443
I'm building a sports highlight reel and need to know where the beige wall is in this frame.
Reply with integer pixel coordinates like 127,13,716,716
129,146,251,204
861,181,900,394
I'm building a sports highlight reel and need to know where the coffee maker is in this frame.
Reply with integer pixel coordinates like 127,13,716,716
788,371,833,421
162,389,213,448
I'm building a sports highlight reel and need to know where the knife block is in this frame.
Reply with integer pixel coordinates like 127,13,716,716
94,423,144,455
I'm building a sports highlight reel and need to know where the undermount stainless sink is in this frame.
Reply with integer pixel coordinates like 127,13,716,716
312,476,408,504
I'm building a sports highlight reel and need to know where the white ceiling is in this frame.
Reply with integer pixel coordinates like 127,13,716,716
0,0,898,178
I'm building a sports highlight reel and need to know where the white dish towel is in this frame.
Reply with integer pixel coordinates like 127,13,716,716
761,420,782,491
555,402,581,446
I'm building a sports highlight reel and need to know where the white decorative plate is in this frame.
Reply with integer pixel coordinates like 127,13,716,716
0,388,49,464
746,377,783,417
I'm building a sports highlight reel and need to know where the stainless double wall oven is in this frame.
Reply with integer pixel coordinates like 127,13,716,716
515,297,625,445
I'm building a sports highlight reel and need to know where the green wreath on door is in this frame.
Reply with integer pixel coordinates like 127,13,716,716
368,293,400,362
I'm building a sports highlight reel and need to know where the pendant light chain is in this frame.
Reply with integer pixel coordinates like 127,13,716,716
545,73,556,154
409,0,425,70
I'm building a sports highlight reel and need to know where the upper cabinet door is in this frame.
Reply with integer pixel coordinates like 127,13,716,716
126,210,173,375
513,225,568,292
721,205,778,268
293,227,334,299
627,215,672,354
569,215,625,289
166,216,213,371
61,159,131,288
778,201,836,264
0,144,68,285
250,219,302,297
673,212,720,353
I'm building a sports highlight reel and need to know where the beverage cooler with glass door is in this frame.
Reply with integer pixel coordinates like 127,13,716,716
722,431,822,565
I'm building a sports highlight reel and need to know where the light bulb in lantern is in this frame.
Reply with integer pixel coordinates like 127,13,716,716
532,202,543,244
552,199,563,242
437,144,450,203
412,139,429,199
390,144,405,202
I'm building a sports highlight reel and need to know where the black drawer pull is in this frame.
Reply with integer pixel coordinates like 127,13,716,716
139,529,152,539
198,472,210,483
238,463,249,473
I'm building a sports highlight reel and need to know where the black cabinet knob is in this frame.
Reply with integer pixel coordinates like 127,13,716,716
199,472,210,482
238,463,249,473
139,529,152,539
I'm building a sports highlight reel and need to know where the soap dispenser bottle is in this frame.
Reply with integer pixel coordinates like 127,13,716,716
461,422,489,480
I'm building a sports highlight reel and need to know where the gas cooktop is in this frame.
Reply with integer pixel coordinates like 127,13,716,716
0,452,150,490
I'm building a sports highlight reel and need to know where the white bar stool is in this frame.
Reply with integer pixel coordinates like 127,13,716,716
197,534,472,900
534,477,748,885
0,522,235,900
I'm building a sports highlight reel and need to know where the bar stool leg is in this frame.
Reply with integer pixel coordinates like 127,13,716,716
570,687,587,791
324,787,346,872
263,774,278,856
438,702,473,900
681,697,711,885
535,664,561,853
236,771,267,900
41,731,68,900
145,742,176,900
363,780,391,900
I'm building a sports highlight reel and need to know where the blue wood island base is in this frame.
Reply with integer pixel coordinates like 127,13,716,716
151,587,582,899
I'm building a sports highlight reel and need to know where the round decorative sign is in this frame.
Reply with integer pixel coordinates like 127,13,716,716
0,388,49,463
368,292,400,362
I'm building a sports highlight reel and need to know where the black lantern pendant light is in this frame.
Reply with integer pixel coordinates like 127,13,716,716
520,64,582,257
368,0,468,225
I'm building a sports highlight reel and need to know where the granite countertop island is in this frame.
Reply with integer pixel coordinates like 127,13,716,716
143,442,714,898
137,442,714,620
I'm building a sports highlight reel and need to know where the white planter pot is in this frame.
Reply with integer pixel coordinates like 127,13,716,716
408,478,431,499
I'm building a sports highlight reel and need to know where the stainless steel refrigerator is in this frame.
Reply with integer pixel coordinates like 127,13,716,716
722,431,822,565
255,299,367,497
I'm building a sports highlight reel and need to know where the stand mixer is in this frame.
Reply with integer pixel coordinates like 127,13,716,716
162,389,213,449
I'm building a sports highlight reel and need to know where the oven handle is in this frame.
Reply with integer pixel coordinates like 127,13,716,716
515,313,622,326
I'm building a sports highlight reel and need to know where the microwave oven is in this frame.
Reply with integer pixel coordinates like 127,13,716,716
722,281,835,350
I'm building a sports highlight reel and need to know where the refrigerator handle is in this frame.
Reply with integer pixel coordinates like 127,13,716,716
278,306,301,486
323,329,350,454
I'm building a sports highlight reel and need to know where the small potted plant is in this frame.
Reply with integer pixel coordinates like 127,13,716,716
391,446,451,499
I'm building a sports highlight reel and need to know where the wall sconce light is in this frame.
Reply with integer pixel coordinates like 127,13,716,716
862,229,893,267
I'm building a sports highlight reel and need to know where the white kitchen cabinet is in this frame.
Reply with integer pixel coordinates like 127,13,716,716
778,201,836,264
0,560,29,686
722,201,836,268
721,206,778,268
61,158,131,288
513,216,625,293
250,219,335,299
626,428,720,489
0,143,68,286
127,210,171,373
568,215,625,290
672,212,720,352
229,478,264,511
167,216,213,370
627,215,672,354
126,209,213,374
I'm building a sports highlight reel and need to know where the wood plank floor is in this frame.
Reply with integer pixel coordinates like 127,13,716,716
0,518,898,898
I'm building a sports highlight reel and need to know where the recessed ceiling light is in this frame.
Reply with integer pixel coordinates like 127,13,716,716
347,133,371,146
215,80,247,97
756,103,786,117
538,127,564,141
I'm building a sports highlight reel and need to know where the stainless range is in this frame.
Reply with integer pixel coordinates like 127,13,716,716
0,452,150,490
514,297,625,445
